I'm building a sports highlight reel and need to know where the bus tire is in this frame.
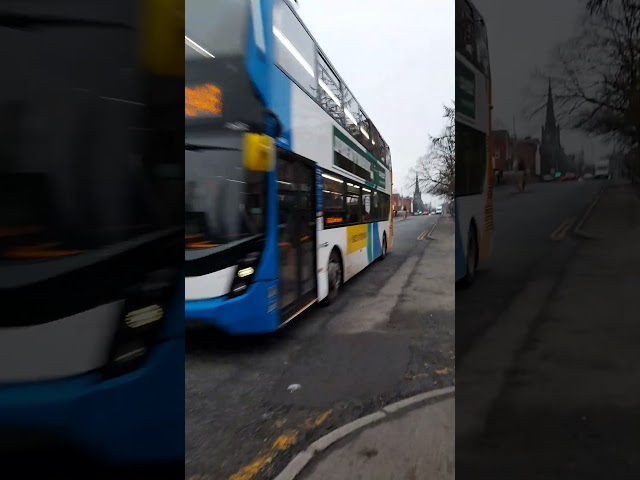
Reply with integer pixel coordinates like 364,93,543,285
323,249,342,306
463,223,478,286
379,233,387,261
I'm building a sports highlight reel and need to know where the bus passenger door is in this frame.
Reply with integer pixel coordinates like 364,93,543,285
277,153,317,322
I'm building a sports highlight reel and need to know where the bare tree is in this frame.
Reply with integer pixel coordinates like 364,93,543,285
523,0,640,174
411,103,455,203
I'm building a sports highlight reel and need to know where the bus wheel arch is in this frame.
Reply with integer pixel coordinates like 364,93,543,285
463,220,479,286
323,247,343,306
379,232,387,260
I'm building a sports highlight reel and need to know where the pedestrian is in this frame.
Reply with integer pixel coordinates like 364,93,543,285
517,162,526,192
402,205,407,220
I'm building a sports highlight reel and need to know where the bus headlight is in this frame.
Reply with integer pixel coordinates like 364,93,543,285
229,252,260,298
103,268,178,379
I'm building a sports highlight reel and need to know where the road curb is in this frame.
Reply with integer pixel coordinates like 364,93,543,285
574,185,606,238
273,386,455,480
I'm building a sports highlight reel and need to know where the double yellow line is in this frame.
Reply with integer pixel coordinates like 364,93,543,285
417,217,441,241
550,216,576,241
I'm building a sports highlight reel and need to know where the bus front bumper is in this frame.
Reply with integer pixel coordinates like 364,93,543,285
185,280,280,334
0,338,184,467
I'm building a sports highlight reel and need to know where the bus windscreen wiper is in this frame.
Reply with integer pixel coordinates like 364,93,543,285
0,12,130,30
184,144,241,152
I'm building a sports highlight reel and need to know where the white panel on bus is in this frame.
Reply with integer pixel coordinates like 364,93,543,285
316,228,344,301
0,301,122,382
290,86,334,166
185,265,236,301
289,85,392,194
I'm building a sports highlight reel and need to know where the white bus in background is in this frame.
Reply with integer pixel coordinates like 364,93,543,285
455,0,493,286
594,159,610,179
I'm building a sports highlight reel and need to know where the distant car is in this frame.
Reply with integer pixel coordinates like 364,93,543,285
583,172,594,179
435,206,443,215
560,172,577,181
422,211,429,215
543,174,554,182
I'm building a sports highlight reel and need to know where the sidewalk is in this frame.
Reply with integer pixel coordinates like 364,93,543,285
460,181,640,478
274,215,455,480
298,395,454,480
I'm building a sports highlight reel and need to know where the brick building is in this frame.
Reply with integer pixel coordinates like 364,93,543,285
492,129,512,173
516,137,538,175
392,194,412,215
492,131,540,178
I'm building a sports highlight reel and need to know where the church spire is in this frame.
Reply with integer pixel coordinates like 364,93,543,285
545,77,556,129
412,174,423,212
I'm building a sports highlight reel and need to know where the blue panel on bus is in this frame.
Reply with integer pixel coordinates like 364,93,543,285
315,166,323,214
0,339,184,464
252,169,279,284
244,15,268,105
270,67,292,149
455,202,466,281
366,223,381,262
185,279,280,334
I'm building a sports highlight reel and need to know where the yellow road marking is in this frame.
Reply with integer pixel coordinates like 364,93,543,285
227,410,333,480
304,409,333,429
228,454,274,480
417,231,427,241
550,217,576,241
272,430,298,451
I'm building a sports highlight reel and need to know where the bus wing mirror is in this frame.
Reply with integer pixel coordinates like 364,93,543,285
243,133,275,172
265,109,282,139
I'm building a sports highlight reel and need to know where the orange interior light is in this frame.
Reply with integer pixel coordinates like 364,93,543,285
185,83,222,117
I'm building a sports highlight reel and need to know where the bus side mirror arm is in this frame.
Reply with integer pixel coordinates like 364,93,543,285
264,109,282,139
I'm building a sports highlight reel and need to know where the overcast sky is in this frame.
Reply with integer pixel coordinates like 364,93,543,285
296,0,453,203
474,0,607,164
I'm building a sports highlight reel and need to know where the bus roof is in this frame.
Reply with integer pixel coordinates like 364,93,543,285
282,0,391,159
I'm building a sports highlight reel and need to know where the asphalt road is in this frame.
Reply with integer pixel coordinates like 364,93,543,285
456,179,605,359
472,181,640,479
456,178,617,477
185,213,454,480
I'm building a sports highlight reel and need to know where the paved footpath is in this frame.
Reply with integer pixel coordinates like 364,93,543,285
275,390,454,480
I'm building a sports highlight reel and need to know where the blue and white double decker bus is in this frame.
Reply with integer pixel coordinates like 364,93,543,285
0,0,183,472
185,0,394,334
455,0,494,285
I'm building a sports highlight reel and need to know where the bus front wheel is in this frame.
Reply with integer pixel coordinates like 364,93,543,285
323,250,342,306
463,224,478,286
